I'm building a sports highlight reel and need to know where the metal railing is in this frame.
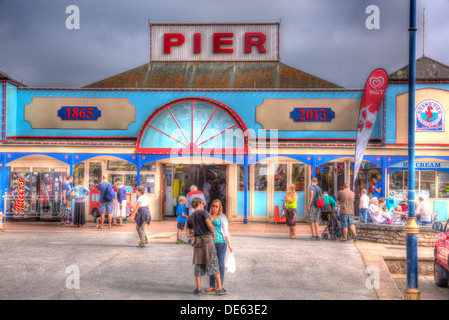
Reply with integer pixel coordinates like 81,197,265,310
2,194,64,220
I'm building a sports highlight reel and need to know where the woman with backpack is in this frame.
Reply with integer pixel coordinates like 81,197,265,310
283,184,298,239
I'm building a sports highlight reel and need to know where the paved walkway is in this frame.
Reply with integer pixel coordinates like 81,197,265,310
1,218,447,300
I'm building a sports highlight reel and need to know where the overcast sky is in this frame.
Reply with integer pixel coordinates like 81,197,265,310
0,0,447,88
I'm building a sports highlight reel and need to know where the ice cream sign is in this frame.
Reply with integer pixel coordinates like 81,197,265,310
391,161,449,169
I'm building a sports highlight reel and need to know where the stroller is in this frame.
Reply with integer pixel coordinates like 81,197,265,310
321,207,342,240
320,203,333,225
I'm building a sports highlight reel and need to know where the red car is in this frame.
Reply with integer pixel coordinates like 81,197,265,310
433,220,449,287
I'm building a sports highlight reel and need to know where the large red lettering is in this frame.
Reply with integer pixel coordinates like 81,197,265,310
164,33,185,54
244,32,267,53
213,33,234,53
194,33,201,54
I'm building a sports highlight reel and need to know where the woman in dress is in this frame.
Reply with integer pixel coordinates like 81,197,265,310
205,199,233,293
70,178,90,227
283,184,297,239
130,186,151,247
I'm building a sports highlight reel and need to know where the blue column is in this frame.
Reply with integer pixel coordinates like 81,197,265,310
69,154,74,176
1,153,5,223
244,154,248,225
405,0,420,300
136,155,141,187
312,155,317,178
381,156,387,198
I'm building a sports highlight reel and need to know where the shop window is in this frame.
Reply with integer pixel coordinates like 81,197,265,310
389,170,436,199
124,174,138,186
292,164,305,192
89,162,102,186
274,164,287,192
108,174,124,185
316,164,335,196
238,165,250,191
336,162,346,192
438,172,449,199
254,163,267,192
420,171,436,199
73,163,84,185
140,174,155,194
355,171,366,197
107,160,137,171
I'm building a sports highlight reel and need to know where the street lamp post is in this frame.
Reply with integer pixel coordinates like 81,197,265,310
404,0,420,300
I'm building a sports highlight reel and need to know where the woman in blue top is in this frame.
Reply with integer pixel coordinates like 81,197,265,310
69,178,90,227
205,199,233,293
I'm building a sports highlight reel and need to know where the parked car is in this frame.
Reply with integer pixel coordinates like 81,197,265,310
432,220,449,287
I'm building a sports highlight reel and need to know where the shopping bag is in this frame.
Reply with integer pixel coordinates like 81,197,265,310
59,205,71,220
225,253,236,274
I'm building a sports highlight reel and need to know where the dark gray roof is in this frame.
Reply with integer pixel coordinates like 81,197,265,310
389,56,449,82
0,70,24,85
84,61,341,89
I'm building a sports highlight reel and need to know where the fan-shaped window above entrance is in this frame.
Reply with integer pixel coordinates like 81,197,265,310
136,98,248,154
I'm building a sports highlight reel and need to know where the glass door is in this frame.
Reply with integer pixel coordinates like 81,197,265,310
273,163,287,217
291,163,306,218
253,162,268,218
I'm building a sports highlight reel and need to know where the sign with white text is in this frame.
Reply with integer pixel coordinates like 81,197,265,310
415,99,445,132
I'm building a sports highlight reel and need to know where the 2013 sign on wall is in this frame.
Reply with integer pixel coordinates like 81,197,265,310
290,108,335,122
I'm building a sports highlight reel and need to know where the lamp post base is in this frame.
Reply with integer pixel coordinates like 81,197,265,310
404,288,420,300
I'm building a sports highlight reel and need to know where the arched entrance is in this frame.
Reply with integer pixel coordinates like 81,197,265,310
136,97,248,154
136,98,250,219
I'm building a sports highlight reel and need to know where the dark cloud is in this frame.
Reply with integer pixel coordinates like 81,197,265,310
0,0,447,87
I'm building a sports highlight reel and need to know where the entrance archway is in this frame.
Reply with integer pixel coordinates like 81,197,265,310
136,97,249,155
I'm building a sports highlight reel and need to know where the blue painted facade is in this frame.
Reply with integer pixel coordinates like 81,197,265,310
2,79,449,223
13,88,369,140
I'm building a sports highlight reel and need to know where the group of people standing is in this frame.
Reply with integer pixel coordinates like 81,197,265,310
358,175,390,224
60,175,147,231
175,185,233,295
283,177,358,242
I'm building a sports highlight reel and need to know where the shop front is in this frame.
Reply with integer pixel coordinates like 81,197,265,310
386,157,449,222
2,25,449,225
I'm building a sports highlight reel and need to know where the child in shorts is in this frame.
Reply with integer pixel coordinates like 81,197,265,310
359,188,369,223
176,196,188,244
